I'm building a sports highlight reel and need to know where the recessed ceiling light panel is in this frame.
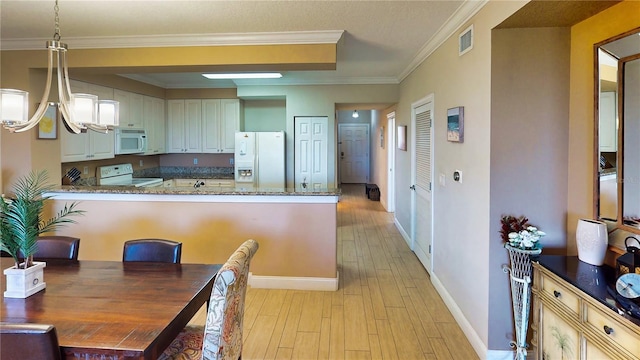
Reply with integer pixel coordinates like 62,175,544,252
202,73,283,79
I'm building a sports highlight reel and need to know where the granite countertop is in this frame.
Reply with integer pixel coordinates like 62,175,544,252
537,255,640,327
52,185,340,196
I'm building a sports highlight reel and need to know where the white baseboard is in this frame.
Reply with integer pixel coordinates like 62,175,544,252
394,217,412,250
431,274,514,360
248,272,339,291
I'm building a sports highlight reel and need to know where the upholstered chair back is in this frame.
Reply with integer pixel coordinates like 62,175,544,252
202,239,259,360
0,323,62,360
122,239,182,263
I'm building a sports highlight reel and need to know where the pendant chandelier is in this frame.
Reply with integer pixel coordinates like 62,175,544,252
0,0,119,134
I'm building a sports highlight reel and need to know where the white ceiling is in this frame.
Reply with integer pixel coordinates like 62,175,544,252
0,0,485,89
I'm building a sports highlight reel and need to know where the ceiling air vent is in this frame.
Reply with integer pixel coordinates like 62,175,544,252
459,24,473,56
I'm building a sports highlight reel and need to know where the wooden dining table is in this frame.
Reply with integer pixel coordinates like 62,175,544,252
0,258,220,360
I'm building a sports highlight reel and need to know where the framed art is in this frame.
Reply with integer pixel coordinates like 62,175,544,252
397,125,407,151
380,126,385,148
447,106,464,143
37,102,58,139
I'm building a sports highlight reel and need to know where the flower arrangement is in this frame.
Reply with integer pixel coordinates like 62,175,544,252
500,215,545,250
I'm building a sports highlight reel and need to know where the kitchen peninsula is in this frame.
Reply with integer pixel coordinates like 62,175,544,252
45,185,340,291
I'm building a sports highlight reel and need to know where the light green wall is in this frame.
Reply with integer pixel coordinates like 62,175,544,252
243,100,287,132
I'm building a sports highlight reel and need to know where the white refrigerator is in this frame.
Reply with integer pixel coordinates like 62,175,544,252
235,131,285,189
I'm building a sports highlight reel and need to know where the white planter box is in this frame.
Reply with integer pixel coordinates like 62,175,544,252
3,261,47,298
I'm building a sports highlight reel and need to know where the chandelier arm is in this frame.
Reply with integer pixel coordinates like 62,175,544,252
85,124,109,134
58,101,81,134
12,47,57,133
55,49,82,134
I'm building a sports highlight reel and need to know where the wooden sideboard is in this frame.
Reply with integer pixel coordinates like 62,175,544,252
532,256,640,360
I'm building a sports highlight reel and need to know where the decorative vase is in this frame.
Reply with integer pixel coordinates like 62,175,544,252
576,218,608,266
3,261,47,298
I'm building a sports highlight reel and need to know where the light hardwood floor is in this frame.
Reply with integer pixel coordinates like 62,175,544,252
191,184,479,359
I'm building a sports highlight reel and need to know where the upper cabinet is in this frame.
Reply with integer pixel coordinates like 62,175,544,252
202,99,240,153
168,99,241,154
60,81,115,163
143,96,166,155
114,89,144,128
599,91,617,153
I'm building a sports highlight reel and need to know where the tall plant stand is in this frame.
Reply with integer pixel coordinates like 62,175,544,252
502,244,541,360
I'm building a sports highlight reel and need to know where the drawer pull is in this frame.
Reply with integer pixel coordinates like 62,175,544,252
603,325,614,335
553,290,561,298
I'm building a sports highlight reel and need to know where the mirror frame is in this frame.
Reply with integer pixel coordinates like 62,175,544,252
594,27,640,236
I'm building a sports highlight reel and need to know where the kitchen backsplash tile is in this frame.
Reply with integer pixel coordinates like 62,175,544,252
135,166,234,180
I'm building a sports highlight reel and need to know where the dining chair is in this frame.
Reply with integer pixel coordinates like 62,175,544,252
13,236,80,262
159,239,259,360
122,238,182,263
33,236,80,261
0,323,62,360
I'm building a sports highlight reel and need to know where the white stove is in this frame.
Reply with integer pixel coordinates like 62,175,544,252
97,164,163,187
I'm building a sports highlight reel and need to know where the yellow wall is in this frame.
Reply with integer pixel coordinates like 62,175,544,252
46,197,338,278
568,1,640,254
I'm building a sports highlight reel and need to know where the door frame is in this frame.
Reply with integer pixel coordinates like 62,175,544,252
386,112,396,212
410,94,434,273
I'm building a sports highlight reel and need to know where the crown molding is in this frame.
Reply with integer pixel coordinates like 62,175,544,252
397,0,488,82
0,30,345,50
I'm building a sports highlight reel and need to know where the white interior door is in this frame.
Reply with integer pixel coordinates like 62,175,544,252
295,116,328,190
339,124,369,184
411,96,434,274
386,112,396,212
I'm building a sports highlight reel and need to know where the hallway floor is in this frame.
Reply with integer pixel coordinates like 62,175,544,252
193,184,479,359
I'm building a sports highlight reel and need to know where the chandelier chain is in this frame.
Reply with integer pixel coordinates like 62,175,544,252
53,0,61,41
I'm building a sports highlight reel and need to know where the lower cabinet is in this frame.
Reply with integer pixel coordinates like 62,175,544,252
532,262,640,360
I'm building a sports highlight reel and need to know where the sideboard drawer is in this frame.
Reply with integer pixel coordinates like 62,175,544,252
585,303,640,358
542,276,580,316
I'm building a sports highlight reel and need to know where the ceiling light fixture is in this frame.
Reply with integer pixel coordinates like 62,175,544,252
352,110,359,118
202,73,283,80
0,0,119,134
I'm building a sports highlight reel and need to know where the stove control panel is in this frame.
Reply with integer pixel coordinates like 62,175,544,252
98,164,134,179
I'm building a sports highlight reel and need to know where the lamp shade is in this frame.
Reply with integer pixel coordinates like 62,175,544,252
1,89,29,124
576,218,608,266
71,93,98,125
98,100,119,126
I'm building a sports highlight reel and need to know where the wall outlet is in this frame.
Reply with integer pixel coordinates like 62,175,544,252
139,160,144,167
83,166,89,175
193,158,198,165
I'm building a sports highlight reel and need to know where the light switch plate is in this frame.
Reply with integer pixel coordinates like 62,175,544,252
439,173,446,186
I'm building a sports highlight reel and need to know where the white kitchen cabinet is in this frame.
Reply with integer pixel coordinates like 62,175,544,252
143,96,166,155
167,99,202,153
599,91,617,152
60,81,115,162
202,99,240,153
168,99,240,154
114,89,144,128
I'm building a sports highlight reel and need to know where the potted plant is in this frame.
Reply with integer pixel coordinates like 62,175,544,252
0,170,83,298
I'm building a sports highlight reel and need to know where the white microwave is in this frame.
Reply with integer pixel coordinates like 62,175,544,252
115,128,147,154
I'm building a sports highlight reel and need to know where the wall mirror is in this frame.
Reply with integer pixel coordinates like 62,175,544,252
596,28,640,235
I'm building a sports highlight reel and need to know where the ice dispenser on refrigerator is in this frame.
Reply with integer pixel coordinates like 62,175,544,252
234,131,285,188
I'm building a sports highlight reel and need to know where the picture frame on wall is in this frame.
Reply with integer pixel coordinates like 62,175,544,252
380,126,385,148
37,102,58,140
447,106,464,143
397,125,407,151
